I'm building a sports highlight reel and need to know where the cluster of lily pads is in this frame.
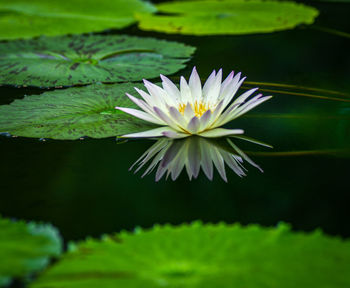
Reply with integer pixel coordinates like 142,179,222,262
1,215,350,288
0,0,319,141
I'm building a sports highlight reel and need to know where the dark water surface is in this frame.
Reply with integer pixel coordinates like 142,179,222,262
0,1,349,241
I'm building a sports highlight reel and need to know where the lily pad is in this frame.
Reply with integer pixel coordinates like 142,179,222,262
137,0,319,35
0,216,62,287
31,222,350,288
0,0,156,40
0,34,195,87
0,83,156,140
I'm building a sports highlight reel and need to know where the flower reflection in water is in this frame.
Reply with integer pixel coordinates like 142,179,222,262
130,136,272,182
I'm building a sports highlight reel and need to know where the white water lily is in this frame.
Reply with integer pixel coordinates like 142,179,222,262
116,67,272,139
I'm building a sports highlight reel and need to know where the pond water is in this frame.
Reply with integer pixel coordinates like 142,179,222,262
0,0,349,245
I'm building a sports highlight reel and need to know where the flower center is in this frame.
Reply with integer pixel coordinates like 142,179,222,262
178,101,210,117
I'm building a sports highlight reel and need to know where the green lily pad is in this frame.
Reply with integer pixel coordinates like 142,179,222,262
0,83,156,140
30,222,350,288
0,0,156,40
137,0,319,35
0,216,62,287
0,34,195,87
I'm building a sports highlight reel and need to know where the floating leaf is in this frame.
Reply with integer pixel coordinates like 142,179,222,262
0,216,62,287
0,83,156,140
0,34,195,87
0,0,156,40
137,0,319,35
31,222,350,288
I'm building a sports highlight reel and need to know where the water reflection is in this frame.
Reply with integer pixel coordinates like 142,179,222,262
130,136,272,182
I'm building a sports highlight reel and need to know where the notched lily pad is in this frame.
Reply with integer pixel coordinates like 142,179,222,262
0,0,156,40
0,34,195,87
0,216,62,287
30,222,350,288
0,83,156,140
137,0,319,35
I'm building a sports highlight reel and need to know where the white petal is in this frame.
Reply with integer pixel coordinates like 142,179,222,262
187,116,200,133
212,102,241,127
121,127,175,138
153,107,181,130
199,109,212,131
219,71,234,94
189,67,202,102
199,128,244,138
131,139,169,172
141,145,170,177
180,76,192,103
115,107,164,125
134,87,157,107
143,80,169,108
187,138,200,178
162,130,189,139
232,87,259,106
184,103,195,120
228,139,263,172
206,69,222,104
231,95,273,120
210,146,227,182
168,106,188,128
160,74,181,102
203,70,216,100
126,93,158,117
221,152,246,177
207,99,225,127
218,72,241,101
199,139,213,180
222,75,245,107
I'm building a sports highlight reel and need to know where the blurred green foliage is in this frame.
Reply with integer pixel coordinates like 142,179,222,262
137,0,319,35
0,0,156,40
0,216,62,287
31,222,350,288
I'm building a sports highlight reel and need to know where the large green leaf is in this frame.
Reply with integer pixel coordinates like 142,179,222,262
31,222,350,288
0,34,195,87
0,0,156,40
0,216,62,287
137,0,319,35
0,83,155,140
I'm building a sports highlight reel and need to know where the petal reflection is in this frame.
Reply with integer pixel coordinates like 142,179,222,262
131,136,271,182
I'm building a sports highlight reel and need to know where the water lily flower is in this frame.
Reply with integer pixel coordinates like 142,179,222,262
116,67,272,139
130,136,271,182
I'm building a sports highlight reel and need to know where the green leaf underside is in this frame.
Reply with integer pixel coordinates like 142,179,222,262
0,83,156,140
0,0,156,40
31,222,350,288
0,216,62,287
0,34,195,87
137,0,319,35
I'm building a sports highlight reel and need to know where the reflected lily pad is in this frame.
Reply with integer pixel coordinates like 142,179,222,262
0,83,156,140
0,35,195,87
131,136,270,182
137,0,319,35
0,216,62,287
31,222,350,288
0,0,156,40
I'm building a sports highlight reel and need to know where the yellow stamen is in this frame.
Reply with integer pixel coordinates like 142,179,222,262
178,101,211,117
